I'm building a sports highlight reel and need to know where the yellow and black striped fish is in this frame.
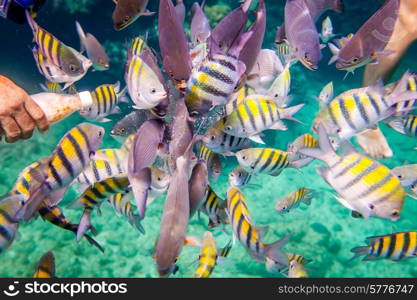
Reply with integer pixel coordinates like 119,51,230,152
197,143,222,183
70,175,140,240
108,192,143,233
194,231,218,278
275,187,315,214
40,123,105,193
71,175,130,211
236,148,296,176
223,95,304,140
16,124,104,222
388,115,417,137
203,119,251,155
300,124,405,221
26,11,85,76
10,161,40,197
228,166,253,188
194,232,233,278
33,251,55,278
80,82,125,122
287,134,318,154
75,148,126,186
287,253,312,265
185,52,244,117
130,35,149,57
0,195,26,253
226,187,289,266
199,186,228,229
313,72,417,140
38,203,104,252
350,231,417,262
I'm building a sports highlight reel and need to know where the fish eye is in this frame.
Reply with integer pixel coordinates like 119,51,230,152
412,184,416,189
69,64,77,72
225,126,232,132
120,128,125,133
242,156,247,160
157,177,161,181
151,88,156,94
88,107,92,112
282,206,287,210
210,135,215,141
351,57,359,63
238,172,242,177
124,16,130,23
369,204,375,210
397,175,403,179
98,131,103,137
391,211,399,217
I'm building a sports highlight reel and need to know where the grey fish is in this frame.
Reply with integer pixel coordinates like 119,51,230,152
154,140,197,277
175,0,186,25
112,0,155,31
285,0,322,70
158,0,192,90
304,0,344,20
75,21,109,71
238,0,266,76
211,0,252,52
329,0,399,73
110,110,150,138
168,98,194,169
189,160,209,218
191,1,211,46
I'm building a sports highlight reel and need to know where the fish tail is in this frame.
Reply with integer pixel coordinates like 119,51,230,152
264,234,291,268
83,233,105,253
279,104,304,123
76,208,93,242
298,124,337,164
128,214,145,234
328,43,339,65
386,117,406,135
387,71,417,107
348,246,370,262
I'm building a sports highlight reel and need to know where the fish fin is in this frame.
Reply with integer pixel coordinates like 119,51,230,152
327,43,339,65
279,104,304,123
130,167,152,219
348,246,370,262
248,134,265,144
407,192,417,200
217,239,233,259
290,157,313,169
75,21,87,53
334,195,355,211
236,60,247,79
118,86,129,103
320,44,327,50
270,120,288,131
141,9,156,16
264,234,291,268
387,118,406,135
129,214,145,234
63,82,75,90
255,225,269,240
111,107,122,115
48,187,69,206
302,196,312,206
76,209,93,242
299,124,336,163
371,49,395,59
229,30,254,57
83,233,105,253
184,236,202,247
97,118,112,123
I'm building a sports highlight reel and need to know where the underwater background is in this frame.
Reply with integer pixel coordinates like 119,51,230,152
1,0,417,278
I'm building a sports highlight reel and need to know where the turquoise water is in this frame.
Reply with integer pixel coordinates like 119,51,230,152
1,0,417,278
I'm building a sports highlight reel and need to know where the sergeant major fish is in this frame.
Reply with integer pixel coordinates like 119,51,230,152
226,187,289,269
33,251,55,278
16,123,105,221
80,82,127,122
299,124,405,220
350,231,417,262
275,187,315,214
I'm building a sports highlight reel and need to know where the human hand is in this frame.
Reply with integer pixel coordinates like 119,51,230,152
0,75,49,143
